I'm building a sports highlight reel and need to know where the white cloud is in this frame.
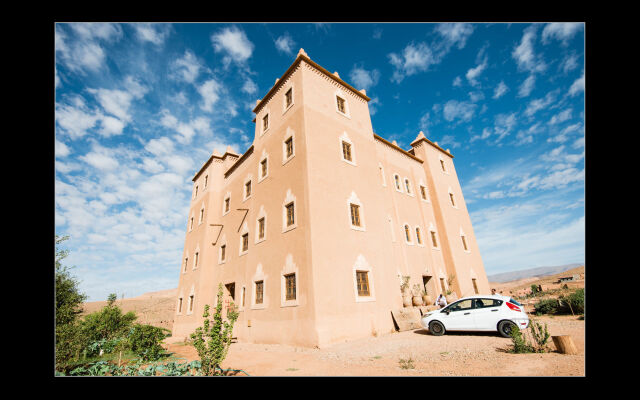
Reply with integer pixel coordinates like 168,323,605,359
99,115,126,136
242,78,258,94
525,91,556,117
493,81,509,99
171,50,202,83
275,33,296,55
388,42,436,83
466,58,487,87
453,76,462,87
198,79,222,112
55,139,71,158
549,108,572,125
518,74,536,98
541,23,583,45
70,23,123,42
560,53,579,74
434,23,475,49
568,72,585,96
211,26,254,65
349,66,380,91
80,150,120,171
512,25,547,73
55,99,100,139
468,91,485,103
442,100,476,122
133,23,171,45
368,97,381,116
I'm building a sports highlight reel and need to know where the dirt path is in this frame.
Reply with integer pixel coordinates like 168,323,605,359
163,315,584,376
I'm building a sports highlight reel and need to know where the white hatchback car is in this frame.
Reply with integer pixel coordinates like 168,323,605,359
421,295,529,338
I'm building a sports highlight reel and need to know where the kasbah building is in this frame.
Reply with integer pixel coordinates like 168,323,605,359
172,48,490,348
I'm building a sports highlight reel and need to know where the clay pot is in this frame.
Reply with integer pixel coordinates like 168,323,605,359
422,295,432,305
402,294,412,307
412,296,423,306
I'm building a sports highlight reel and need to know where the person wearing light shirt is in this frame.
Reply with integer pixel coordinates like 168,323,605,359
435,294,447,308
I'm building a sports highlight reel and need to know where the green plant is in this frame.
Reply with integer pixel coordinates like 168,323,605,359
190,283,239,376
566,288,584,314
55,234,88,369
534,298,560,315
528,319,550,353
398,357,415,369
509,326,534,354
128,324,169,361
80,296,137,344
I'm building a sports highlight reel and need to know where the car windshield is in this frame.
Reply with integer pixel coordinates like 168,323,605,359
509,298,522,306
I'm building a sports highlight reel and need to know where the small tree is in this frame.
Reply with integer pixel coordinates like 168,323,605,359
528,319,550,353
55,234,88,369
128,324,169,361
190,283,239,376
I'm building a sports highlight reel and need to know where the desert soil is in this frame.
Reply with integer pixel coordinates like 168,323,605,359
163,315,584,376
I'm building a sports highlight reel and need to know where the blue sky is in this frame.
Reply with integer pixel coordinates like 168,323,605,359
55,23,585,301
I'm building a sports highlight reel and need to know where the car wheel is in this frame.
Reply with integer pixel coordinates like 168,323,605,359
498,320,517,338
429,321,445,336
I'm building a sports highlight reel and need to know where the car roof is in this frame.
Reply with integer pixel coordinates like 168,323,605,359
455,294,511,301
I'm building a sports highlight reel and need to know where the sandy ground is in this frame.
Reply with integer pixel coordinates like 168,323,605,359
163,315,584,376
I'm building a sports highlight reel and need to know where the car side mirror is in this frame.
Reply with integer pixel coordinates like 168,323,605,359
444,310,450,315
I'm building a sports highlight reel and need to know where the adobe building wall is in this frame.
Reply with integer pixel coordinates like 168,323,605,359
172,50,491,347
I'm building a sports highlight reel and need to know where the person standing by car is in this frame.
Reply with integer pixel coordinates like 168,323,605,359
435,293,447,308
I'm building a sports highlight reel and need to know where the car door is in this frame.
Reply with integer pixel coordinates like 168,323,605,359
441,299,475,330
471,298,504,331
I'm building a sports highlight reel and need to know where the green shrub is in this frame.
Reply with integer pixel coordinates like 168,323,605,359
80,297,137,344
534,298,560,315
528,319,550,352
128,324,169,361
509,326,534,353
566,288,584,314
190,283,239,376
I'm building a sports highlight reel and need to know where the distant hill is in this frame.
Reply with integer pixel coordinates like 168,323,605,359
488,263,584,283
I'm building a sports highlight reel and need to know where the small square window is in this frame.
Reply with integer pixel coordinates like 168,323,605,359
336,96,346,113
356,271,370,296
245,181,252,198
286,202,295,226
431,231,438,247
262,114,269,131
350,204,361,227
285,137,294,158
261,159,268,178
255,280,264,304
189,295,194,312
220,245,226,261
285,273,296,301
342,141,352,162
258,217,265,239
225,198,230,213
285,88,293,108
242,233,249,252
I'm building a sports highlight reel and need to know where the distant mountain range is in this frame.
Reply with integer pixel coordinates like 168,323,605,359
487,263,584,283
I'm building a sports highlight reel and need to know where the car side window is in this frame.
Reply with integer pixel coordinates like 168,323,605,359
449,299,473,312
474,298,502,309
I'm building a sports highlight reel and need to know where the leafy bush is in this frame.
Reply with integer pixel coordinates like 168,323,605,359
190,283,239,376
534,298,560,315
128,324,169,361
566,288,584,314
528,319,550,352
80,297,137,344
509,326,534,353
